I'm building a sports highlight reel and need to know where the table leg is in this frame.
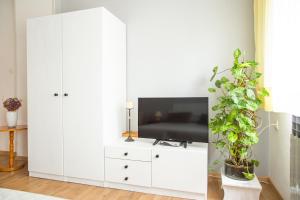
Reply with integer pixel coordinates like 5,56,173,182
9,130,14,168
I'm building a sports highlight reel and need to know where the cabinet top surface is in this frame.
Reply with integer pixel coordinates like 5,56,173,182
106,138,208,152
27,7,125,26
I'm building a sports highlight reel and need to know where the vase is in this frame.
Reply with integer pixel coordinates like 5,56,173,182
6,111,18,128
224,159,254,181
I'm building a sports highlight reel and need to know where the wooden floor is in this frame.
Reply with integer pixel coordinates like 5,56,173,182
0,161,282,200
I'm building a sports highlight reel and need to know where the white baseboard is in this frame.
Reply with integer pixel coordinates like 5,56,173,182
65,176,104,187
29,172,64,182
29,171,206,200
29,172,104,187
104,181,206,200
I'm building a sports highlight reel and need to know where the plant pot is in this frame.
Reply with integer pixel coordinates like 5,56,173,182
6,111,18,128
224,159,254,181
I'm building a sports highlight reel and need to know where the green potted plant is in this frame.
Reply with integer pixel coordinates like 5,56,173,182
208,49,269,180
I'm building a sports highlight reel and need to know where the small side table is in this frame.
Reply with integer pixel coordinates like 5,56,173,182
0,125,27,172
221,171,262,200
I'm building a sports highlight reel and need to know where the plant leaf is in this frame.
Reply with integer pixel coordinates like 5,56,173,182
208,88,216,93
246,100,259,111
247,60,258,67
228,131,238,143
215,80,222,88
246,89,256,100
252,72,262,79
242,172,255,180
261,88,270,97
234,49,241,59
231,67,245,79
220,76,229,84
241,61,258,68
251,159,260,167
216,141,226,149
248,80,257,88
212,104,219,111
210,66,218,81
227,109,238,122
245,131,259,144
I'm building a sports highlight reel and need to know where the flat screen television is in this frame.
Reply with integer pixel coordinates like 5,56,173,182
138,97,208,143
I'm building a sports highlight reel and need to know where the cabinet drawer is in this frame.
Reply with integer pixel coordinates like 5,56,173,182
105,146,151,161
105,158,151,187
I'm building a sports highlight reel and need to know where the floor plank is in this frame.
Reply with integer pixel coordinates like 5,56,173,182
0,162,282,200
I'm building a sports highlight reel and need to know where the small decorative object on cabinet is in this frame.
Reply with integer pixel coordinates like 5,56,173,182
125,101,134,142
3,98,22,128
208,49,269,181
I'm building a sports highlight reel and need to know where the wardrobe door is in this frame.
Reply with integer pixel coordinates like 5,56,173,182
27,15,63,175
62,9,104,181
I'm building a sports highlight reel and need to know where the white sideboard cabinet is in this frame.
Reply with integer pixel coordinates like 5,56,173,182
104,141,208,200
27,7,126,184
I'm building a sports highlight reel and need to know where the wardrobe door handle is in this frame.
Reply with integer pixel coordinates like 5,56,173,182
64,93,68,97
124,152,128,156
155,154,159,158
124,177,128,181
54,93,58,96
124,165,128,169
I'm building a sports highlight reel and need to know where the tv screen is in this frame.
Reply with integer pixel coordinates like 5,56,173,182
138,97,208,143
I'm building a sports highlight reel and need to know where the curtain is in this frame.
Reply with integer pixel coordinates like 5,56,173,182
253,0,272,111
254,0,300,115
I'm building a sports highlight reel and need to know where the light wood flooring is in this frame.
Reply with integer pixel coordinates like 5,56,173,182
0,160,282,200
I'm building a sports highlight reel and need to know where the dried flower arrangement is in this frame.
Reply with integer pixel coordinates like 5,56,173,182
3,98,22,111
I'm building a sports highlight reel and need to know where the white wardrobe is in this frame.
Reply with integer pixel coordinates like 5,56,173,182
27,7,126,184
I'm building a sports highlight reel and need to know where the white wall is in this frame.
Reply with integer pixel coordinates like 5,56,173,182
0,0,17,151
60,0,273,176
269,112,291,199
62,0,255,129
254,110,270,176
61,2,255,128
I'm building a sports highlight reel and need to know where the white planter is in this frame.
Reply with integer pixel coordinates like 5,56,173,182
6,111,18,127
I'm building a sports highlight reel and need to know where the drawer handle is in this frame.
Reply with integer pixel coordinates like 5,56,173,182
124,152,128,156
124,165,128,169
155,154,159,158
124,177,128,181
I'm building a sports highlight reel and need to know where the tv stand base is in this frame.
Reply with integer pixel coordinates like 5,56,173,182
153,140,190,148
180,141,187,148
153,139,160,146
